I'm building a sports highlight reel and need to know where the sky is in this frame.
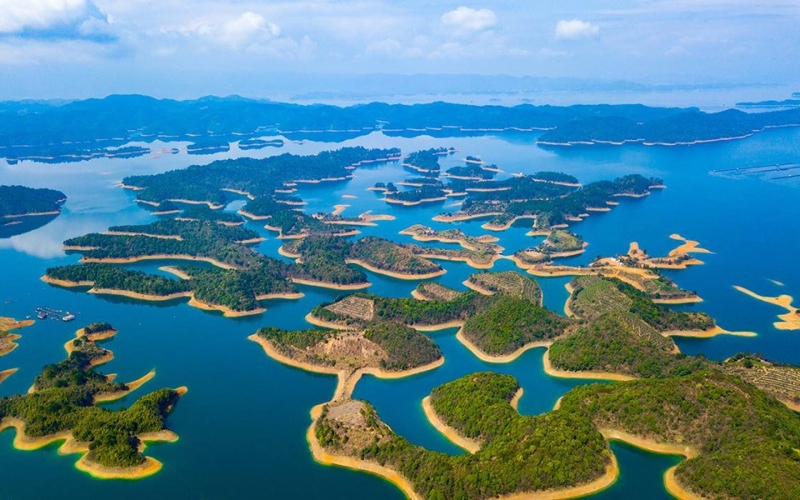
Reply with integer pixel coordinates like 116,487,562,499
0,0,799,100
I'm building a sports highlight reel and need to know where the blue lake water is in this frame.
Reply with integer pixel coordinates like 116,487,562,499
1,127,799,499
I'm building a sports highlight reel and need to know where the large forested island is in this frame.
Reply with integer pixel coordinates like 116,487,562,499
0,185,67,238
0,323,185,479
2,95,800,163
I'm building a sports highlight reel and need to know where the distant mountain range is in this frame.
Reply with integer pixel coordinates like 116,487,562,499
1,95,799,163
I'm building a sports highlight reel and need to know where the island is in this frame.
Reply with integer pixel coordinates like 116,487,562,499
0,323,185,479
0,185,67,238
0,316,35,384
432,172,662,232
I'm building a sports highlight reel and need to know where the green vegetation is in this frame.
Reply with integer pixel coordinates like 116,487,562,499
445,164,495,180
0,329,182,469
536,230,584,253
465,271,542,304
461,296,571,355
414,283,464,302
559,370,800,499
531,172,580,184
313,291,491,329
257,321,441,372
47,264,193,296
123,147,399,207
722,353,800,407
450,173,660,229
548,311,706,378
569,276,714,332
0,185,66,217
83,322,114,335
385,185,446,204
316,373,609,499
403,149,443,174
364,321,441,371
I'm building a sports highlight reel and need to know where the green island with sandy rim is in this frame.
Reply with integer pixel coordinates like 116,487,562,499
0,322,186,479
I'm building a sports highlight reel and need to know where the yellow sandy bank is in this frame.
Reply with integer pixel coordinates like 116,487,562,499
0,368,17,385
187,297,266,318
220,188,255,200
542,350,636,382
248,334,444,401
422,396,481,453
482,215,536,232
662,325,756,339
456,328,553,364
599,429,702,500
432,212,503,223
421,252,498,271
237,210,271,221
346,259,446,280
734,285,800,330
80,254,238,270
292,278,371,291
94,369,157,403
307,404,424,500
332,204,350,216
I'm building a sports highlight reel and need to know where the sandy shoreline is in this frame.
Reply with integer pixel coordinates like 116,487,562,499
733,285,800,330
248,334,444,401
482,215,536,232
345,259,446,280
1,400,184,480
304,313,353,330
432,212,503,223
3,210,61,218
0,368,17,385
422,396,481,453
291,278,371,291
94,369,157,403
456,327,553,363
307,404,424,500
542,350,637,382
662,325,756,339
187,297,265,317
79,254,238,270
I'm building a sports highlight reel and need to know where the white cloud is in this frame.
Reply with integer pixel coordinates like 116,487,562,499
0,0,104,33
555,19,599,40
171,11,283,51
441,7,497,32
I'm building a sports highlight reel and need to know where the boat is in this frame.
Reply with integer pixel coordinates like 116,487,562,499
62,313,76,322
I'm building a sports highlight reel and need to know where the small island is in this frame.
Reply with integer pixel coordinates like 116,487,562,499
0,323,185,479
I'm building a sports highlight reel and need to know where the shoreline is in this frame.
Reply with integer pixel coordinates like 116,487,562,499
248,334,445,401
542,350,637,382
662,325,757,339
3,210,61,219
187,297,265,318
307,404,424,500
455,327,552,363
79,254,238,270
345,259,446,280
733,285,800,330
0,333,22,357
94,369,157,403
564,282,576,318
432,212,503,223
482,215,536,232
421,396,481,453
0,368,17,385
291,278,371,291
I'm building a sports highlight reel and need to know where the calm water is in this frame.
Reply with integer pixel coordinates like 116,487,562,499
1,127,799,499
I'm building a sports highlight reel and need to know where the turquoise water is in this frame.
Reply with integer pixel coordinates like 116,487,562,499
1,127,799,499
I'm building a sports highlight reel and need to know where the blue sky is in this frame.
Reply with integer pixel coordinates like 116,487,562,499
0,0,798,99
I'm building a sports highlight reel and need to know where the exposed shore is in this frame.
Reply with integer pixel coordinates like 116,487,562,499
421,396,481,453
542,350,637,382
0,333,22,357
3,210,61,218
456,327,553,364
0,368,17,385
187,297,265,318
345,259,446,280
307,404,424,500
662,326,757,339
79,254,238,270
733,285,800,330
248,334,445,401
482,215,536,232
291,278,371,291
94,369,157,403
432,212,503,223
